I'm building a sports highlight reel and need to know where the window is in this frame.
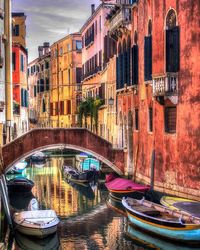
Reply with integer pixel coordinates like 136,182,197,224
166,10,179,72
13,25,19,36
46,78,49,91
42,99,46,112
20,54,24,72
34,86,37,97
75,41,82,51
60,47,63,56
165,107,176,133
135,109,139,130
99,15,101,31
66,100,71,115
45,61,49,69
12,52,16,71
144,20,152,81
76,68,82,83
149,107,153,132
67,44,71,52
132,45,138,85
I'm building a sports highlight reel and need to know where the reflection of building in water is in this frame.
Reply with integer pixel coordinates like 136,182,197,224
27,157,102,217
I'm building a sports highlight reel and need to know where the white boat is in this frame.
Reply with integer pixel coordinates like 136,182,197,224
7,160,27,174
13,210,59,238
31,151,46,163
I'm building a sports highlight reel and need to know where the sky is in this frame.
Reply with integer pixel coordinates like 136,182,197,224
12,0,101,62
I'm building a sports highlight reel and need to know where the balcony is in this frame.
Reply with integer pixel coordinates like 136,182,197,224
0,101,4,112
108,5,132,37
153,73,178,97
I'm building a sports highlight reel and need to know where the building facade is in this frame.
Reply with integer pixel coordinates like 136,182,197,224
80,2,117,138
107,0,200,198
28,43,51,128
50,33,82,128
12,12,28,137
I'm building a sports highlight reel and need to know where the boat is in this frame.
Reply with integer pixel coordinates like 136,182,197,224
122,197,200,242
161,196,200,218
9,191,35,211
31,151,46,163
67,181,95,200
62,165,99,186
105,173,150,199
7,177,34,193
107,193,126,216
7,160,27,174
126,224,200,250
13,210,60,238
15,231,60,250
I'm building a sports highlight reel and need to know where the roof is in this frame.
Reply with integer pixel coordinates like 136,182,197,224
12,12,26,17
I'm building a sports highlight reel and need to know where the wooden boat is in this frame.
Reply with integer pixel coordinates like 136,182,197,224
161,196,200,218
122,197,200,242
31,151,46,163
7,160,27,174
63,165,99,186
7,177,34,193
107,193,127,216
105,173,150,198
13,210,59,238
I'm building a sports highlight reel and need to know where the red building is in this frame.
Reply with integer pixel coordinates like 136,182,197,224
108,0,200,199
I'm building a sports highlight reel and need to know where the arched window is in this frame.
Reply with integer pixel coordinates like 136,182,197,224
144,19,152,81
122,40,127,86
166,9,179,72
127,36,131,85
116,43,122,89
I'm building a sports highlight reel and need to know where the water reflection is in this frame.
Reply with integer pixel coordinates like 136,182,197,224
3,154,200,250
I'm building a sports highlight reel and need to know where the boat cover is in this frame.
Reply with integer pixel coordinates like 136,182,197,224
105,177,150,191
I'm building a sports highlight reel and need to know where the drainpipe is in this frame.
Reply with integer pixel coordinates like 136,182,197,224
4,0,13,142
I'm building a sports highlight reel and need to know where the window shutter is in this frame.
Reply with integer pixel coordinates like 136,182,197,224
50,103,53,116
144,36,152,81
123,51,128,85
120,53,123,88
21,88,23,106
127,48,131,85
173,26,180,72
166,29,172,72
165,107,176,133
116,57,120,89
132,45,138,85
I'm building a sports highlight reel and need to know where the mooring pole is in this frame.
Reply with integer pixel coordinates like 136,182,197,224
0,176,13,229
150,149,155,190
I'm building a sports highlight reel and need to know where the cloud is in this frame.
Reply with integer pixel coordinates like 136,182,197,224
12,0,100,62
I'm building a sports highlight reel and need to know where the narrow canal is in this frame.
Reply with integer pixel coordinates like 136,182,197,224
1,151,200,249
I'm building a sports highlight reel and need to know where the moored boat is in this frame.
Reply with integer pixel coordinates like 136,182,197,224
7,177,34,193
161,196,200,218
7,160,27,174
105,173,150,198
122,197,200,242
62,165,99,186
13,210,60,238
31,151,46,163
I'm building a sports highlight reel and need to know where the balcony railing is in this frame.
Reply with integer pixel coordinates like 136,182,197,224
108,6,132,33
153,73,178,96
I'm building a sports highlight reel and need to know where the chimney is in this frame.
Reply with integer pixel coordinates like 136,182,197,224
43,42,50,54
38,46,43,57
91,4,95,15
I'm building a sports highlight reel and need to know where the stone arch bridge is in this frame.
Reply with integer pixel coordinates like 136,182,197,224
1,128,125,174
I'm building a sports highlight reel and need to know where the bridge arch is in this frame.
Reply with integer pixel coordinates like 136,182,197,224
2,128,125,175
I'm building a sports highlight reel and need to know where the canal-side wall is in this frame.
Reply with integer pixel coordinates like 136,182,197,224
134,0,200,200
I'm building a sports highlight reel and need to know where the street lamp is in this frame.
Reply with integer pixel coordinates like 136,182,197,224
108,97,114,106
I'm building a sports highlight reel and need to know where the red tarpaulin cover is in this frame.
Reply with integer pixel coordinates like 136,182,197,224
105,174,150,192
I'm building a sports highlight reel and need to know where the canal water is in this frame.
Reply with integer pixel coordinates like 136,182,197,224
2,154,200,249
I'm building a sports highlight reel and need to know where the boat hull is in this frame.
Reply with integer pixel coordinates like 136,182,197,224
122,199,200,242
